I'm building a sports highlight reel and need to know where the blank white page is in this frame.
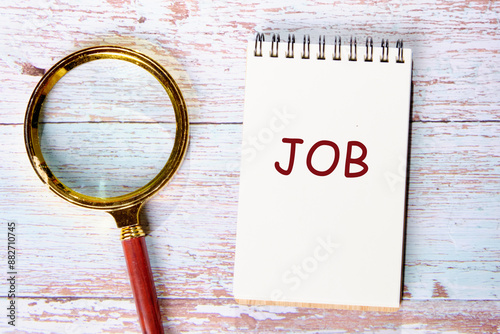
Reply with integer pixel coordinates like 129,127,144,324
234,37,412,311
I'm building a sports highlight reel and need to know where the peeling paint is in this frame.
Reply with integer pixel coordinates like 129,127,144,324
21,62,46,76
432,280,450,298
192,304,291,320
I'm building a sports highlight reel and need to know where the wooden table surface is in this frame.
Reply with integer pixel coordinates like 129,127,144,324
0,0,499,333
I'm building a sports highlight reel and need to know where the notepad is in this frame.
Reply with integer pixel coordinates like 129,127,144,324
233,34,412,311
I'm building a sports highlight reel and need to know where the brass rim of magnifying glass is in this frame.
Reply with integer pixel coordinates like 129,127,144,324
24,46,189,210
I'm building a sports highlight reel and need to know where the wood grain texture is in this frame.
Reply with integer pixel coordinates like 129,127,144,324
122,236,164,333
0,0,499,332
0,121,498,332
4,299,500,334
0,0,498,124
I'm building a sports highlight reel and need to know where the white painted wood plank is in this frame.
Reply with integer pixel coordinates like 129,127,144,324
0,298,498,333
0,0,498,124
0,122,498,301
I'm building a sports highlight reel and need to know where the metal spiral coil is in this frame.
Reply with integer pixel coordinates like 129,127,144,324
333,36,341,60
349,37,357,61
396,39,404,63
302,35,310,59
380,39,389,62
254,33,264,57
317,35,326,60
270,33,280,57
365,37,374,62
253,33,404,64
286,34,295,58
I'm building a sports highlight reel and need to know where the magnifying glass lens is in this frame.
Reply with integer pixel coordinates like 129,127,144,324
38,59,176,199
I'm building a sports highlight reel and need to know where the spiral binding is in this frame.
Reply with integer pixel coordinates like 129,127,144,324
254,33,264,57
302,35,310,59
396,40,404,63
349,37,357,61
286,34,295,58
254,33,405,63
380,39,389,62
318,35,326,60
270,33,280,57
365,37,374,62
333,36,341,60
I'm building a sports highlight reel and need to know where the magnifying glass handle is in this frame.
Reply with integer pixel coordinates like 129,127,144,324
122,235,164,333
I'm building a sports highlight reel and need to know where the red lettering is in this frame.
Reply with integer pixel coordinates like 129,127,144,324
306,141,340,176
275,138,304,175
344,141,369,178
275,138,368,177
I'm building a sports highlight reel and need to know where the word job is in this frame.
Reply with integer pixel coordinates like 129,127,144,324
275,138,368,177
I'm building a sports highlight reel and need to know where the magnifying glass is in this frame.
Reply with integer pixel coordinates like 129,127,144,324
24,46,189,333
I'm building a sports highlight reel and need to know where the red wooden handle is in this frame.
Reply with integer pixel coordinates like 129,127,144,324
122,236,164,333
